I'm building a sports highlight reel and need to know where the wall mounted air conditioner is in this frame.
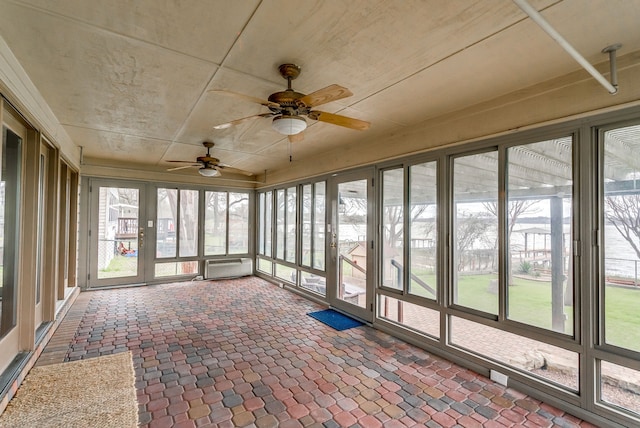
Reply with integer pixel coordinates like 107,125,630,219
204,258,253,280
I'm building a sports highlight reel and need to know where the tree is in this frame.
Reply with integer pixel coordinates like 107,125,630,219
483,200,540,284
484,200,539,242
605,193,640,259
454,212,492,272
157,189,198,257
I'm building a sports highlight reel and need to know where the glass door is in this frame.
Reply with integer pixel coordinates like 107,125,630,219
328,169,374,322
0,110,25,374
88,180,146,287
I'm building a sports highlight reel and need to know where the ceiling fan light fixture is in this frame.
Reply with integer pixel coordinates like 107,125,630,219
198,166,220,177
272,115,307,135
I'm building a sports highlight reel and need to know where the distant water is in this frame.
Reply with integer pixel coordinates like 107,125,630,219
339,223,639,278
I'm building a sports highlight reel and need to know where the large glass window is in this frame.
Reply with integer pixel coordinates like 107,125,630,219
258,192,266,255
273,187,296,263
299,181,327,292
204,191,227,255
179,189,199,257
156,188,198,259
157,188,177,258
286,187,296,263
228,192,249,254
313,182,326,270
302,185,312,267
602,124,640,353
204,191,250,256
381,169,404,290
264,191,272,257
409,161,438,300
507,138,574,335
452,151,499,315
276,189,285,259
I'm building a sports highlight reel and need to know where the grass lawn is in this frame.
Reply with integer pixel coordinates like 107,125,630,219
99,254,137,278
409,271,640,345
605,285,640,352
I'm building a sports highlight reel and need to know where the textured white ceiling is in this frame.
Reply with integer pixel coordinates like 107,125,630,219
0,0,638,180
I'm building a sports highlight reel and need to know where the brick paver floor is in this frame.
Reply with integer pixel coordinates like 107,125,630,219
37,277,597,427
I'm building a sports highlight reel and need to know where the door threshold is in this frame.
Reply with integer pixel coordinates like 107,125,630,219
329,306,372,326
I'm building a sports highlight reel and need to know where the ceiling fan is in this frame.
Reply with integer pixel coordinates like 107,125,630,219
166,141,252,177
209,63,370,143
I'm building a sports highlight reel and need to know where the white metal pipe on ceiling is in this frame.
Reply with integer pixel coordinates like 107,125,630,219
513,0,617,94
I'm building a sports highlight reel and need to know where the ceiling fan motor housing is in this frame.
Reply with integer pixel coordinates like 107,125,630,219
268,90,309,115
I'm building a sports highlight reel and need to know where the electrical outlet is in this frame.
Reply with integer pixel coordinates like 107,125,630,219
490,369,508,386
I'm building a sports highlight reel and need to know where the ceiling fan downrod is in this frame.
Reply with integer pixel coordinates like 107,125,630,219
278,63,301,91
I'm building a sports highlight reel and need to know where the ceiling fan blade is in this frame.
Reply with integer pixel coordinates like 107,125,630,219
208,89,281,109
213,113,273,130
307,111,370,131
288,132,304,143
167,164,198,172
298,84,353,108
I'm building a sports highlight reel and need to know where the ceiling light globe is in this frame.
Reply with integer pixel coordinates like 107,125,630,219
198,167,219,177
272,115,307,135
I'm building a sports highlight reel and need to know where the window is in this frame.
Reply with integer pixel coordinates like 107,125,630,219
379,296,440,338
602,124,640,353
264,191,272,257
599,361,640,416
204,191,250,256
258,181,325,292
506,138,574,335
313,182,326,270
258,192,266,255
228,192,249,254
157,188,178,258
276,189,285,260
204,191,227,255
179,189,199,257
156,187,199,259
273,187,297,263
301,182,327,271
286,187,297,263
599,121,640,424
452,151,499,315
302,185,312,267
409,161,438,300
381,169,404,290
155,261,199,277
451,316,578,391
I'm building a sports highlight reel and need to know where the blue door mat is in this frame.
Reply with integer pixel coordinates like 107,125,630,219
307,309,364,331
